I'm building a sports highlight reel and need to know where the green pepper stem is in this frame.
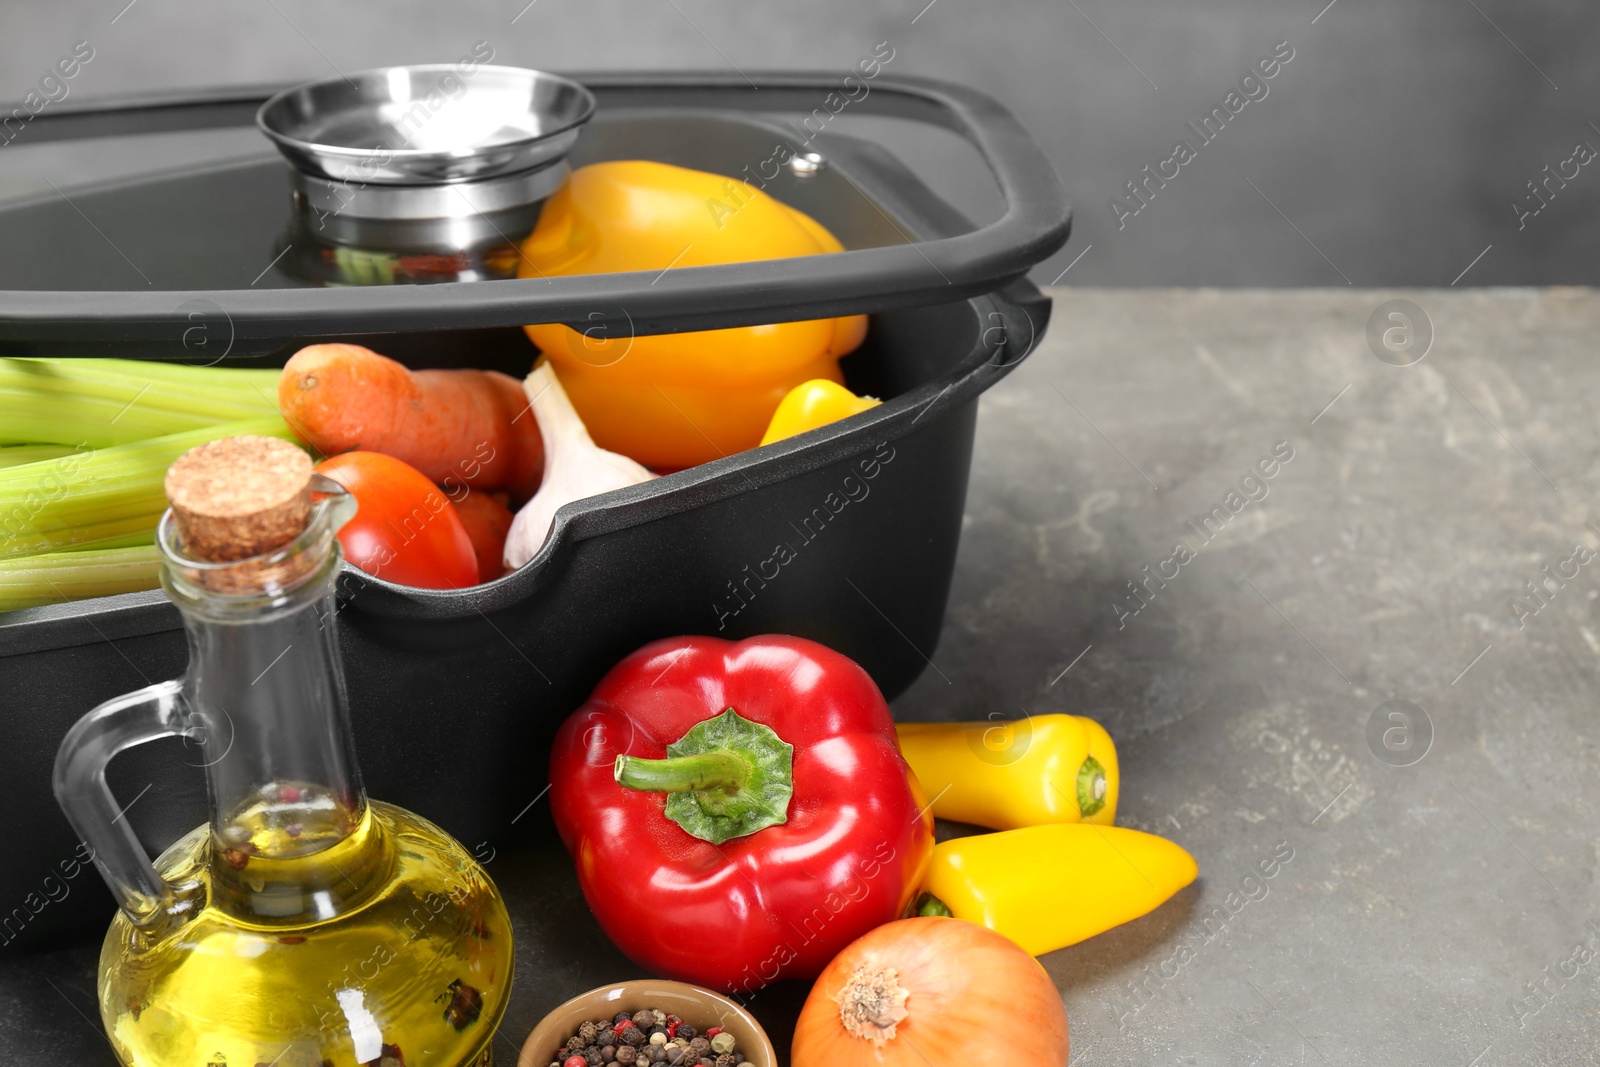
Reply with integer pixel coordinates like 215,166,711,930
915,892,953,918
614,750,751,795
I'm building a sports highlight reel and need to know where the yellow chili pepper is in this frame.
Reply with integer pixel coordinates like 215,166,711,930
758,379,881,446
894,714,1119,830
919,824,1197,956
519,161,867,469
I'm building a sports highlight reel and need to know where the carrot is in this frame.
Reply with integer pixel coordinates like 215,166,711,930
452,489,515,582
278,344,543,501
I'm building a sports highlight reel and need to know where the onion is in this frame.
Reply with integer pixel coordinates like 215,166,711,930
792,917,1069,1067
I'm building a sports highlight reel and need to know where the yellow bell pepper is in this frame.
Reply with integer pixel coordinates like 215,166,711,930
894,714,1119,830
920,824,1197,956
519,161,867,469
758,379,881,446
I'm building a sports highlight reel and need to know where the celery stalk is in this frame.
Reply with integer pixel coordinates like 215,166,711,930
0,544,162,611
0,357,281,398
0,416,305,560
0,444,77,468
6,512,166,556
64,528,156,551
0,358,282,448
6,358,281,387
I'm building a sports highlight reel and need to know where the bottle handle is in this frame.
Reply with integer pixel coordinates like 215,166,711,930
52,678,192,926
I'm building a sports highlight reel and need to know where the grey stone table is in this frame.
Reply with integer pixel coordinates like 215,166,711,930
4,289,1597,1066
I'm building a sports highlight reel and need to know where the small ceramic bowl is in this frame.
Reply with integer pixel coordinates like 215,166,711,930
516,981,777,1067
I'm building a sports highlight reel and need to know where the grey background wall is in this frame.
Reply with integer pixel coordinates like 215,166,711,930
0,0,1594,287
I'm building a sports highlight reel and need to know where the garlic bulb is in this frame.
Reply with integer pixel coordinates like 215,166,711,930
503,362,656,570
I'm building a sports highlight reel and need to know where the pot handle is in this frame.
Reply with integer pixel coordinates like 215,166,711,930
52,678,192,927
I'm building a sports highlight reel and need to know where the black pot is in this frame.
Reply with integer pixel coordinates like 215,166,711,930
0,74,1067,951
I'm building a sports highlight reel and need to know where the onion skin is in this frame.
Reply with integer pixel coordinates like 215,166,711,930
792,917,1069,1067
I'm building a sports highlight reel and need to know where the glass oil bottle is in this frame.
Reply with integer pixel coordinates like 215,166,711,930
53,437,513,1067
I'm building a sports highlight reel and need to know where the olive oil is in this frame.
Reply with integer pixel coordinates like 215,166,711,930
100,796,511,1067
53,467,514,1067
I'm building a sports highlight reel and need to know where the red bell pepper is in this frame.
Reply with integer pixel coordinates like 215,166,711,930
549,635,935,994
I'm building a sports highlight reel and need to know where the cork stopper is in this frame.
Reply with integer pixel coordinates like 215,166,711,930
165,436,313,563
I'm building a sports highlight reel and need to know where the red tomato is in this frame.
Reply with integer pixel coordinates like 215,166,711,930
450,489,515,583
315,452,479,589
